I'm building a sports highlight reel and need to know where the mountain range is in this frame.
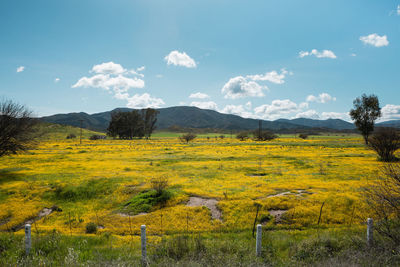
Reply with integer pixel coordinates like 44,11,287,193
39,106,399,133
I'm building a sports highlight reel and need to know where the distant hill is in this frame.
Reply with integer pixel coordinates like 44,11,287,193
40,106,399,133
377,120,400,128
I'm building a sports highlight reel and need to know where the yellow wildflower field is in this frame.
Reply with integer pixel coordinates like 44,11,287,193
0,135,385,236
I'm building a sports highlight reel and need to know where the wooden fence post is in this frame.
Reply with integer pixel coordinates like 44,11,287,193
256,224,262,257
141,225,147,265
25,224,31,255
367,218,373,246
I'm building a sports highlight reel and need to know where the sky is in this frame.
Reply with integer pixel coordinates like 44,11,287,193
0,0,399,121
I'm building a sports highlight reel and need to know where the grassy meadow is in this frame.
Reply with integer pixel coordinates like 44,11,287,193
0,126,397,265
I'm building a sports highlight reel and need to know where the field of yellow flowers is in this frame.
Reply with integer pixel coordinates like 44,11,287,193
0,133,384,237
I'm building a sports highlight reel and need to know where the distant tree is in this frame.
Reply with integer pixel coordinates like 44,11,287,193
66,133,76,139
142,108,159,139
107,110,145,139
253,130,277,141
236,132,249,141
350,94,381,145
0,99,37,157
369,128,400,162
179,133,196,143
299,133,308,139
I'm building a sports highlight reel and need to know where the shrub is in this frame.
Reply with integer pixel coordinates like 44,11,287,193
365,163,400,245
253,130,277,141
368,127,400,162
89,135,105,140
219,135,225,139
150,176,169,194
179,133,196,143
85,222,97,234
236,132,249,141
299,133,308,139
66,133,76,139
53,179,114,201
123,189,172,215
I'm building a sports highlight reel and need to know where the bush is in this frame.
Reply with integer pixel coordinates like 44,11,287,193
150,176,169,194
89,135,105,140
85,222,97,234
236,132,249,141
365,163,400,245
66,133,76,139
368,127,400,162
123,189,172,215
52,179,114,201
179,133,196,143
253,130,277,141
299,133,308,139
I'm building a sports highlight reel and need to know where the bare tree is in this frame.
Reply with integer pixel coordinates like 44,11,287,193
0,99,37,157
369,128,400,162
365,163,400,245
179,133,196,143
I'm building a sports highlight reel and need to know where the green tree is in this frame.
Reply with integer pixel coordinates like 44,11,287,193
142,108,159,139
107,110,145,139
349,94,381,145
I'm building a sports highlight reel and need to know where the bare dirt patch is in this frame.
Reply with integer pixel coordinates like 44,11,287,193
268,209,288,224
117,212,148,218
187,197,222,221
12,206,61,231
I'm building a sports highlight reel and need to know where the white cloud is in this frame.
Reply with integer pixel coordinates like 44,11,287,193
299,102,309,109
189,92,210,99
397,5,400,15
381,104,400,121
164,50,196,68
299,49,337,59
125,93,165,109
350,53,357,57
16,66,25,73
321,112,350,121
254,99,300,120
54,78,60,83
91,62,126,75
220,104,254,118
294,110,320,119
221,76,265,99
360,33,389,47
156,74,163,78
306,93,336,103
136,66,145,72
73,74,144,92
246,69,289,84
190,101,218,110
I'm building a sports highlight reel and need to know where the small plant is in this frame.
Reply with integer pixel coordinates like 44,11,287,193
179,133,196,143
219,135,225,139
150,176,169,194
85,222,97,234
253,130,277,141
89,135,105,140
66,133,76,139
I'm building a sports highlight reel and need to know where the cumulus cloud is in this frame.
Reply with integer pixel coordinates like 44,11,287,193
136,66,145,72
164,50,196,68
190,101,218,110
360,33,389,47
54,78,60,83
306,93,336,103
381,104,400,121
320,112,350,120
299,49,337,59
189,92,210,99
294,110,320,119
246,69,289,84
73,62,164,109
254,99,300,120
221,76,265,99
125,93,165,109
16,66,25,73
220,104,254,118
398,5,400,15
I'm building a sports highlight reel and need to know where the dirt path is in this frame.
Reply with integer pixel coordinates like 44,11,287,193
11,206,61,231
268,210,288,224
187,197,222,221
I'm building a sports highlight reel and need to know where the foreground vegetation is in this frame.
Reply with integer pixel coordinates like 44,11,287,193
0,127,399,265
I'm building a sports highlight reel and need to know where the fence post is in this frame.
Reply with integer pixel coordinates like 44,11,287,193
141,225,147,266
367,218,373,246
25,224,31,255
256,224,262,257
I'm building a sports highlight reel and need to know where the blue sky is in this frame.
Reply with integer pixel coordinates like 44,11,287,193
1,0,399,121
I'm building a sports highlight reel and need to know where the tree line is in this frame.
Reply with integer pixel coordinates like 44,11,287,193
107,108,159,139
